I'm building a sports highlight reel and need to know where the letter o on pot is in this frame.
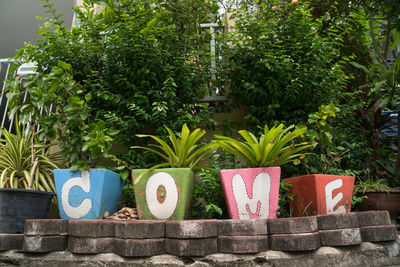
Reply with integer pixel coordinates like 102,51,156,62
145,172,178,219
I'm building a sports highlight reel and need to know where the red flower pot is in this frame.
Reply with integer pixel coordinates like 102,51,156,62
283,174,354,217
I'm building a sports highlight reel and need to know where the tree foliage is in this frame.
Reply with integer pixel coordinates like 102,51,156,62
223,1,348,127
14,0,218,145
9,0,219,169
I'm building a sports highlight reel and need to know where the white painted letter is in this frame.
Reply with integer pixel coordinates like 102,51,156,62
61,170,92,219
145,172,178,219
325,179,346,213
232,172,271,219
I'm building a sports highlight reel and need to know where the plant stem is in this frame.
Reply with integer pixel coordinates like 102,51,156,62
324,149,350,174
301,159,310,175
28,159,38,190
28,123,36,189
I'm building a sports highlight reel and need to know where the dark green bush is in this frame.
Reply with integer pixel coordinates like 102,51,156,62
224,1,347,127
12,0,218,166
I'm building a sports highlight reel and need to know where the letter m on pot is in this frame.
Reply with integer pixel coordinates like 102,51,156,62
220,167,281,219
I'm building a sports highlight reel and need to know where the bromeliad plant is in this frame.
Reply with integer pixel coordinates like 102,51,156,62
131,123,217,184
214,124,312,168
0,119,62,192
215,123,312,219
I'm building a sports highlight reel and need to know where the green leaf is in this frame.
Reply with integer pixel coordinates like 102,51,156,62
324,132,333,141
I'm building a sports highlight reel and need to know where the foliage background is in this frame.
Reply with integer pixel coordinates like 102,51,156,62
12,0,220,169
7,0,400,218
223,1,348,127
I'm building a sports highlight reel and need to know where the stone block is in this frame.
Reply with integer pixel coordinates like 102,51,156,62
357,211,391,227
114,220,165,239
360,225,398,242
22,235,67,252
218,235,268,254
114,238,165,257
319,228,362,246
268,216,318,234
269,232,320,251
68,236,114,254
166,220,217,239
166,238,217,256
218,219,268,236
0,234,23,251
68,219,115,237
317,213,359,230
24,219,68,236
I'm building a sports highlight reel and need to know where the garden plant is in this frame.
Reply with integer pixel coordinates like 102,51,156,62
0,117,61,232
2,0,400,220
214,123,311,219
131,124,217,220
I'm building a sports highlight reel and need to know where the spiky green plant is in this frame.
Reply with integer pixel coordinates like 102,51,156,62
354,178,391,194
0,120,62,192
214,124,312,168
131,124,217,184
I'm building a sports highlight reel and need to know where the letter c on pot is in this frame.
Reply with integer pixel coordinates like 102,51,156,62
61,170,92,219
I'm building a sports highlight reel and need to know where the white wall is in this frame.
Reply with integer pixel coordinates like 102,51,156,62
0,0,74,58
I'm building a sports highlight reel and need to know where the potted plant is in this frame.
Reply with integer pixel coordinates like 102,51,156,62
0,119,61,233
131,124,216,220
284,104,355,216
5,62,125,220
214,123,311,219
354,178,400,224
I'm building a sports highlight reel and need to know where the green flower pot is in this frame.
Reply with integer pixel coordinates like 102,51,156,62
132,168,194,220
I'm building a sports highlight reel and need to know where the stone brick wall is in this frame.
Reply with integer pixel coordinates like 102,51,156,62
0,211,397,258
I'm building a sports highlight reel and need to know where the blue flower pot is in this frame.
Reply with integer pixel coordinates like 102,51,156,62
53,169,124,219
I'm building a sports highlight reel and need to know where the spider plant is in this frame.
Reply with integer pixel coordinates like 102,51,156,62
0,119,62,192
354,178,391,194
131,124,217,184
214,124,312,168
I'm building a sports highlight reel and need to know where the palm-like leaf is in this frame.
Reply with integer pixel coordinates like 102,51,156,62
214,124,312,168
131,124,217,184
0,122,63,192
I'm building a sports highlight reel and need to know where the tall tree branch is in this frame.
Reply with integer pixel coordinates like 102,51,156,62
383,20,391,60
369,13,389,68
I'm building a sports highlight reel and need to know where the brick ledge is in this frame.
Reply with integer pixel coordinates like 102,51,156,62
1,240,400,267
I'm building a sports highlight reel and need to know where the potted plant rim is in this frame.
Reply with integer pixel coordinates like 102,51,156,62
283,104,355,216
5,62,125,220
214,123,311,219
0,119,62,233
131,123,217,220
354,178,400,224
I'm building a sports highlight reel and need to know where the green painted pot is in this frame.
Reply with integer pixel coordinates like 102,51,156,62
132,168,195,220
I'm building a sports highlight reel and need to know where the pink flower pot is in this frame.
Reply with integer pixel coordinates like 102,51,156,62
220,167,281,219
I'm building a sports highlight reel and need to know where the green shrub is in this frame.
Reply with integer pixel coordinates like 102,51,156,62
224,1,347,126
11,0,218,167
191,168,227,219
